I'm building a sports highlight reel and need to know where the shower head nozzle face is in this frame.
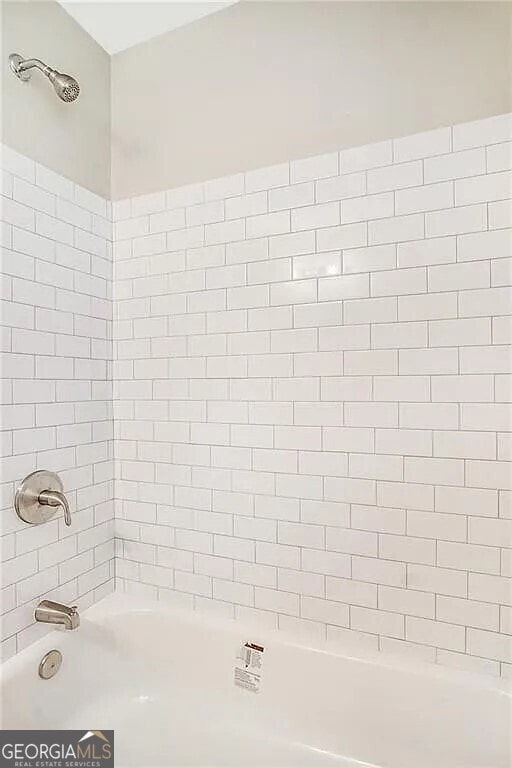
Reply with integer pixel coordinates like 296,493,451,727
51,72,80,103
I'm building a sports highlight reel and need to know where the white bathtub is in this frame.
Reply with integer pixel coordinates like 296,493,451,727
1,593,510,768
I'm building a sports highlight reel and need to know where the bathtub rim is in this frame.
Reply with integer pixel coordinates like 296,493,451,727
2,590,507,698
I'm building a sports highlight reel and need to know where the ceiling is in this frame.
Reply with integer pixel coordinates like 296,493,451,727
57,1,238,55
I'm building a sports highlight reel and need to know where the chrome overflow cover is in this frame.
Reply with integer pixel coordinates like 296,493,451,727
38,649,62,680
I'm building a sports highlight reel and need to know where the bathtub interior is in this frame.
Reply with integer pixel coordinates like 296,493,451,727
1,594,510,768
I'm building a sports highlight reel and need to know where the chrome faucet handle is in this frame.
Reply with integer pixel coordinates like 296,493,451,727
39,489,72,526
15,471,72,526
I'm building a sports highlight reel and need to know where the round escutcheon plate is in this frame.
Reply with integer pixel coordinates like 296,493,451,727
39,649,62,680
15,470,64,525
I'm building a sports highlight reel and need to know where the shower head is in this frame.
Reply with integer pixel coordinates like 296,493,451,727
47,70,80,103
9,53,80,103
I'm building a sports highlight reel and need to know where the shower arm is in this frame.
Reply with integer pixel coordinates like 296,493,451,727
14,58,53,77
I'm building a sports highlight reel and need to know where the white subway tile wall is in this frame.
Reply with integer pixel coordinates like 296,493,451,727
112,114,512,676
2,114,511,675
0,145,114,660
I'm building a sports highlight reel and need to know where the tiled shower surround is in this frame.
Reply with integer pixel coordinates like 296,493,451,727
113,113,511,676
1,113,511,675
0,146,114,658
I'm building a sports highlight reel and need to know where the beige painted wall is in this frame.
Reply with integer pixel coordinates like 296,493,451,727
111,1,512,200
1,0,110,197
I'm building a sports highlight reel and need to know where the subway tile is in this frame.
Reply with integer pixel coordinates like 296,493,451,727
377,481,434,512
279,569,324,598
458,228,511,263
349,453,403,482
406,616,465,652
279,521,324,548
323,426,374,454
343,244,396,274
294,251,342,280
269,230,315,259
466,460,512,492
324,476,376,506
459,286,512,318
425,204,487,237
6,127,509,670
317,222,367,252
235,561,276,588
319,273,369,302
302,549,350,578
327,526,377,557
291,152,338,183
300,499,349,527
276,473,323,501
375,428,431,457
319,325,370,351
352,507,398,539
469,573,512,606
256,542,300,569
291,202,340,231
245,163,289,193
204,174,244,202
255,587,299,616
246,211,290,239
345,350,397,376
404,456,465,486
407,509,466,543
351,606,404,639
269,182,315,212
379,585,435,619
437,541,500,575
301,595,349,627
321,375,371,402
249,258,291,285
455,171,512,206
344,297,397,325
342,193,394,224
371,267,426,297
433,430,496,460
368,213,424,245
380,533,436,565
393,127,451,163
453,113,512,150
489,199,512,230
316,172,366,203
407,563,467,597
205,219,244,245
424,148,486,183
399,403,458,430
466,628,512,664
344,401,398,427
396,182,453,215
339,141,392,173
326,576,377,608
468,517,512,548
487,142,512,173
397,236,455,268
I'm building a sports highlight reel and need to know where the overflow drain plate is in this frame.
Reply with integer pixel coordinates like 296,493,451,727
39,649,62,679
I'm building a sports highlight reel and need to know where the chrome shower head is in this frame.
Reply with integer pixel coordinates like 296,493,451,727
48,70,80,103
9,53,80,103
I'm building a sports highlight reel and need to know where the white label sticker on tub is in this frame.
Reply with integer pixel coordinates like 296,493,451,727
234,642,265,693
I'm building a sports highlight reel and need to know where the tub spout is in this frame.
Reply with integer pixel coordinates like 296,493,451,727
35,600,80,630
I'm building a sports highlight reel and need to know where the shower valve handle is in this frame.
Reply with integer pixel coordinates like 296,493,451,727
39,489,72,526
